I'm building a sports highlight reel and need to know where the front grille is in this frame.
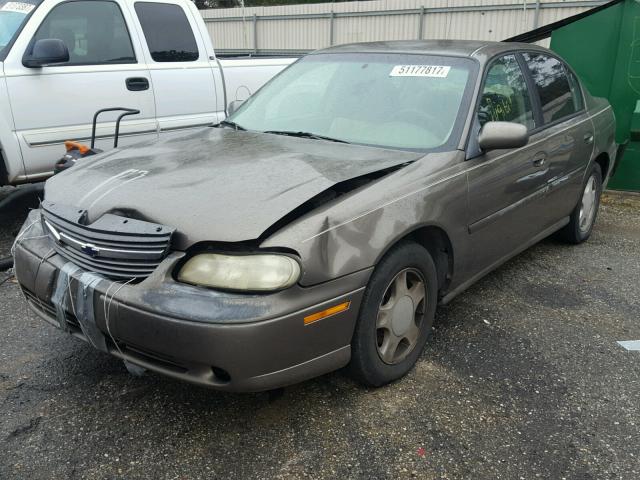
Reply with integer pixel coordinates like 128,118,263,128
41,201,174,280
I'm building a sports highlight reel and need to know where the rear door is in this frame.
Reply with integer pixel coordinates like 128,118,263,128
521,52,593,219
130,0,220,133
3,0,157,181
465,53,551,275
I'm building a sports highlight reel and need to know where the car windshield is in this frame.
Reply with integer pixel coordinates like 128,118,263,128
230,52,477,151
0,0,40,58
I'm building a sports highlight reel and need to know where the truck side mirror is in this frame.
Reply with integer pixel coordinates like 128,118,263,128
478,121,529,151
23,39,70,68
227,100,245,116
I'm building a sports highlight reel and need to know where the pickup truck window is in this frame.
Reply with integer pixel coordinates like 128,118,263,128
31,0,135,65
230,53,477,152
134,2,198,62
523,52,579,124
0,0,40,60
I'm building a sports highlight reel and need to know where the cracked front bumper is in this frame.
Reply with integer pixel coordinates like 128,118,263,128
13,213,370,392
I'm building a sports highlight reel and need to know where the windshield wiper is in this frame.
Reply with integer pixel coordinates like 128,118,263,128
216,120,246,131
263,130,349,144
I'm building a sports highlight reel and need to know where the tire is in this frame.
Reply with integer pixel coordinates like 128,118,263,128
349,242,438,387
558,163,603,244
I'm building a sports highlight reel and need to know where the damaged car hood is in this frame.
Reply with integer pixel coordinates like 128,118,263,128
44,127,421,247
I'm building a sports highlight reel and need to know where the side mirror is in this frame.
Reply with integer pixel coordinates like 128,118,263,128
478,121,529,151
227,100,244,116
23,39,69,68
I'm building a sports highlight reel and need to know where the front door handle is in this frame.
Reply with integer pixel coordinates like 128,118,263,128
584,133,594,145
126,77,149,91
532,152,547,168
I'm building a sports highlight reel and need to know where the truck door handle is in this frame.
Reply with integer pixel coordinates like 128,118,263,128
532,153,547,168
126,77,149,91
584,133,594,145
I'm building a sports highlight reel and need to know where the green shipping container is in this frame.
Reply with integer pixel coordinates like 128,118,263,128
550,0,640,191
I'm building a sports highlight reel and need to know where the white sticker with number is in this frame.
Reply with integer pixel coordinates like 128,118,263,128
390,65,451,78
1,1,35,13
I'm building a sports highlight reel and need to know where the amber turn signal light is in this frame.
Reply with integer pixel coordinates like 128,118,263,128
304,301,351,325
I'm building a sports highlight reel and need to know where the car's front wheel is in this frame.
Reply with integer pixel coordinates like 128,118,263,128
349,242,438,387
559,163,603,244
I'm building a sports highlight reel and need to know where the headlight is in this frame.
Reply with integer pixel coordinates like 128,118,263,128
177,253,301,292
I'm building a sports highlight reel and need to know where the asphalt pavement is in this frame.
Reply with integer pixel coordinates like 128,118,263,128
0,185,639,479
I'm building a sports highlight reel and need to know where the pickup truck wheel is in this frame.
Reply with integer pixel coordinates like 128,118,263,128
559,163,602,244
349,242,437,387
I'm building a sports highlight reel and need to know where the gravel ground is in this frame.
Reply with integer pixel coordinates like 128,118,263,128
0,186,639,479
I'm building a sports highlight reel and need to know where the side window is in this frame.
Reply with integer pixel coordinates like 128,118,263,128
478,54,535,130
134,2,198,62
523,53,580,124
31,1,135,65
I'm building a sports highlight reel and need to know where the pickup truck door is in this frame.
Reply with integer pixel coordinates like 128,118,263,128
129,0,222,133
3,0,157,181
465,53,551,276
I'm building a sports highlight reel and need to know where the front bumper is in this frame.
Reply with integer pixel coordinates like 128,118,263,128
13,215,370,392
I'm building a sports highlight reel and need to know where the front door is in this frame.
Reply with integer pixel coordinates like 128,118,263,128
3,0,157,181
465,53,551,275
130,0,221,133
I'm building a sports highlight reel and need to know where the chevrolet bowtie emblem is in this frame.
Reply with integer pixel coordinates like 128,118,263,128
80,243,100,257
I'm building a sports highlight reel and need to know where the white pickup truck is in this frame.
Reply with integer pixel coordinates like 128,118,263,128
0,0,295,185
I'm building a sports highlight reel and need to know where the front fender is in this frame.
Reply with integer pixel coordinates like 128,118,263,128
262,151,470,287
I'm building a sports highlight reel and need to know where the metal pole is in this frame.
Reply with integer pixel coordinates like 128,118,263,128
329,11,335,46
533,0,541,28
253,14,258,54
417,5,425,40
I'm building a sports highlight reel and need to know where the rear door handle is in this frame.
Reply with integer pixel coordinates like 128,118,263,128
584,133,594,145
532,152,547,168
126,77,149,91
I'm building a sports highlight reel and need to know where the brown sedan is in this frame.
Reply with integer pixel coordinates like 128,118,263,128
14,40,616,391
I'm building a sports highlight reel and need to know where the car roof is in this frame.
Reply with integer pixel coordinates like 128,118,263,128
313,40,549,59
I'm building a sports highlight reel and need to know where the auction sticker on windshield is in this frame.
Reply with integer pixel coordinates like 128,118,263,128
1,1,35,13
390,65,451,78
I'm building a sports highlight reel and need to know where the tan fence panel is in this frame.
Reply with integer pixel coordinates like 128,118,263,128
200,0,604,55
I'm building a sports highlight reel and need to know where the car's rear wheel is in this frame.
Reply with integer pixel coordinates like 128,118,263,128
559,163,603,244
349,242,438,387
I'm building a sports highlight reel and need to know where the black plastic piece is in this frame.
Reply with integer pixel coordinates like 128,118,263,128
126,77,150,91
42,200,174,238
23,38,69,68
